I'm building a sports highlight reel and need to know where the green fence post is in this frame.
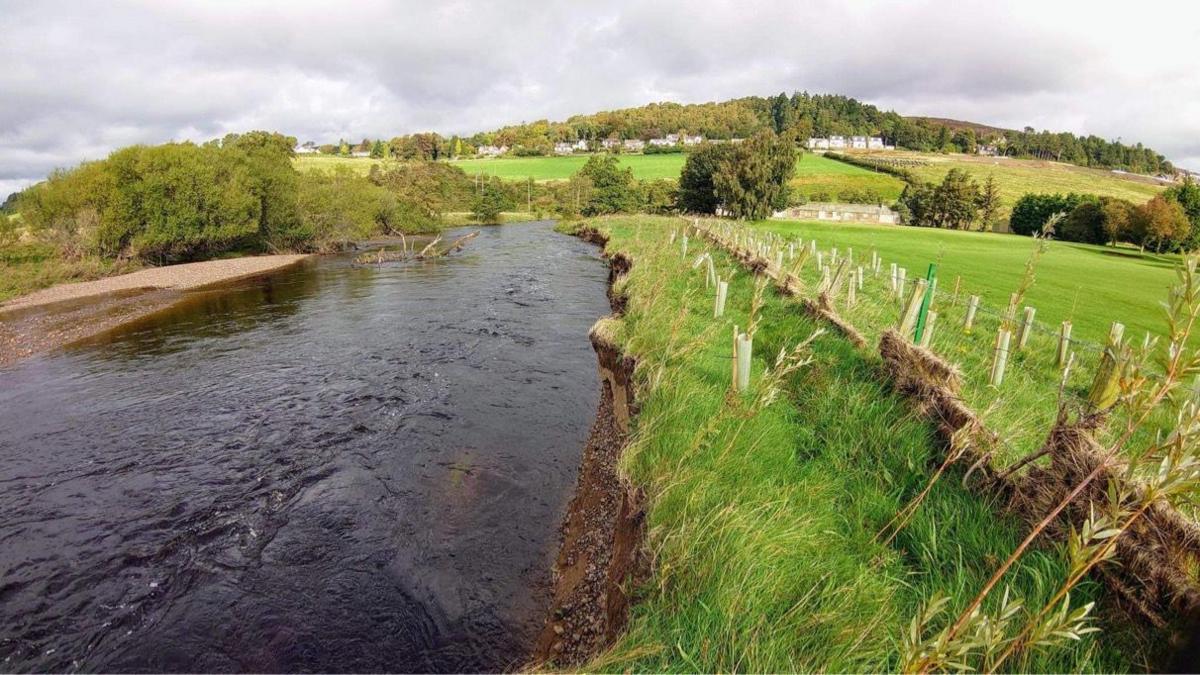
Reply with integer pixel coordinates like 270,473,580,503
914,263,938,343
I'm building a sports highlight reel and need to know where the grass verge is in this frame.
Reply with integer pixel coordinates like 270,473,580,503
558,215,1157,672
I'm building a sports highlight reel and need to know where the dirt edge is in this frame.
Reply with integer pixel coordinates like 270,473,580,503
526,226,648,669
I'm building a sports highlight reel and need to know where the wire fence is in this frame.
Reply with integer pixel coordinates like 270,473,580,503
687,219,1172,467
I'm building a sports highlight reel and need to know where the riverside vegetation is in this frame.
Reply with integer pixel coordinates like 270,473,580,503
554,215,1175,672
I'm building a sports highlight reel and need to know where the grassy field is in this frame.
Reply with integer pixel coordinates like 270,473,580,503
790,153,906,202
745,215,1188,486
295,152,907,201
842,151,1165,217
563,215,1155,672
758,217,1177,348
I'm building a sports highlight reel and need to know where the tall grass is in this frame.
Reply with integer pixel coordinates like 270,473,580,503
563,215,1155,672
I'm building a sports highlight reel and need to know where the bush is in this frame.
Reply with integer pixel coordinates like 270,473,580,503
644,143,684,155
1010,192,1096,236
297,167,420,248
1132,195,1191,252
471,178,514,224
677,143,735,213
576,155,637,216
837,187,883,204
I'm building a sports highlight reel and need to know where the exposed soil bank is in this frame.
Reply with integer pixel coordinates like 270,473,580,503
530,227,648,668
0,254,309,367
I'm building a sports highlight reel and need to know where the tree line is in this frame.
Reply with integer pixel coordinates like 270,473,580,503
1009,179,1200,252
326,92,1175,175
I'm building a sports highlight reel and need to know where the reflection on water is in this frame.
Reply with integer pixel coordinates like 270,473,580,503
0,222,610,672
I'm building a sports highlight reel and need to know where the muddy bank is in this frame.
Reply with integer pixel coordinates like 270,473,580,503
530,227,648,668
0,254,310,367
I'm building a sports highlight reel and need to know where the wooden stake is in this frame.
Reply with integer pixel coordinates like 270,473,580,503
731,324,739,388
1056,321,1072,367
1016,306,1036,350
991,329,1012,387
919,311,938,348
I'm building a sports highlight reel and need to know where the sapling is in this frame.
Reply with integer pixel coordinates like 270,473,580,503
913,257,1200,673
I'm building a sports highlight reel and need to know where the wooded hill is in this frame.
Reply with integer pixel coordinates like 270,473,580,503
458,93,1175,176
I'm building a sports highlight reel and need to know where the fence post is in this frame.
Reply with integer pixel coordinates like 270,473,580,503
847,269,857,307
731,324,739,389
897,268,908,301
991,329,1012,387
889,263,898,293
1016,306,1036,350
856,265,864,290
964,295,980,332
919,311,938,348
1056,321,1072,367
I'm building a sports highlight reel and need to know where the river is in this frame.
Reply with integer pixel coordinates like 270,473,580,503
0,222,610,672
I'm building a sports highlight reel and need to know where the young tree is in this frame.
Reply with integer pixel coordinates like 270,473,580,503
576,154,636,216
676,143,735,213
1100,197,1135,245
471,178,512,224
1133,195,1191,252
1164,176,1200,248
977,174,1001,231
712,130,796,220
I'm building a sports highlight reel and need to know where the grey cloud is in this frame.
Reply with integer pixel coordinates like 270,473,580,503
1,0,1198,200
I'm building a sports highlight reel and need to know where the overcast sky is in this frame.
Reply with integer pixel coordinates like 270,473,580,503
2,0,1198,199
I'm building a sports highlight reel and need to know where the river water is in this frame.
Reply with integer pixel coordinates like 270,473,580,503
0,222,610,672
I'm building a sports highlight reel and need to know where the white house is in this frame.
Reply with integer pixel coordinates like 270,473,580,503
350,150,370,158
601,138,621,150
477,145,508,157
850,136,868,149
554,142,575,155
573,139,588,151
294,142,319,154
807,137,830,150
774,203,900,225
664,133,680,143
648,138,675,147
623,139,645,152
828,135,846,149
682,134,704,146
867,137,885,150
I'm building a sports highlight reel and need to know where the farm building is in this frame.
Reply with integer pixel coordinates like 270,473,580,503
476,145,508,157
623,139,645,152
350,150,370,158
293,142,319,154
774,202,900,225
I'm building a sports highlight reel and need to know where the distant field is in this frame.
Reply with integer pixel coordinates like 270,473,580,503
758,217,1180,347
845,151,1165,215
452,153,686,180
295,152,907,201
294,151,1162,218
790,153,906,202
